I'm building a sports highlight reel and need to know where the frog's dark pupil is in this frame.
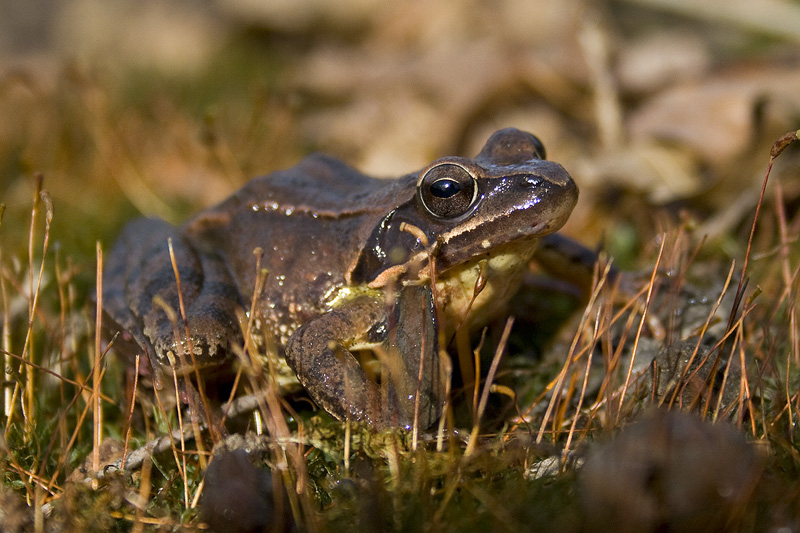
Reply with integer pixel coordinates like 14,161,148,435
431,179,460,198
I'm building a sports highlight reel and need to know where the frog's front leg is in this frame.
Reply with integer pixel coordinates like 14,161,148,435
285,284,444,429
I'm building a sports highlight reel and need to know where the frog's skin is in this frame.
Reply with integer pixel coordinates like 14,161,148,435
102,128,578,429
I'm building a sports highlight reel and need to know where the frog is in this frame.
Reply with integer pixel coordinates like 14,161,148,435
101,128,578,429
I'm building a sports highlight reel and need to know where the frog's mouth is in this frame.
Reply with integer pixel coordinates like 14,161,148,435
364,229,546,291
422,213,563,281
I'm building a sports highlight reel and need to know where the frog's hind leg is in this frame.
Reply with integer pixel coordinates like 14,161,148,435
103,218,174,384
147,249,243,381
109,218,244,383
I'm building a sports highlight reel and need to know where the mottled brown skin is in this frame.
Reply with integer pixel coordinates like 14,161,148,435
102,128,579,429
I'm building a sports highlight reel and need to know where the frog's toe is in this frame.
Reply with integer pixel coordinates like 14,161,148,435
147,317,241,377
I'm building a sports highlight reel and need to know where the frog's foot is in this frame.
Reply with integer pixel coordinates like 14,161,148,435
145,249,245,378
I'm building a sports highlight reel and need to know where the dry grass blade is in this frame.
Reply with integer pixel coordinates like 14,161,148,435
730,131,799,332
616,235,666,424
563,263,614,457
132,456,153,533
92,242,103,478
535,259,622,443
1,224,10,420
0,348,114,403
167,237,215,451
121,354,140,470
464,317,513,457
10,174,52,432
663,261,736,409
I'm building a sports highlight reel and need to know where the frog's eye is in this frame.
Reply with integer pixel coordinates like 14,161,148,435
419,163,478,218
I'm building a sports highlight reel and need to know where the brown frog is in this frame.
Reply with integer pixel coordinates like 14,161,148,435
102,128,578,429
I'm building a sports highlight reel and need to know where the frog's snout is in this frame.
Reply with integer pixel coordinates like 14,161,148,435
520,168,578,236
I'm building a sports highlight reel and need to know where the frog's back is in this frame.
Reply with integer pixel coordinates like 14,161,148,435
221,154,416,216
180,154,417,339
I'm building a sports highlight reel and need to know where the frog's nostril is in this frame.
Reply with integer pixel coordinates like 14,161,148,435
521,175,542,188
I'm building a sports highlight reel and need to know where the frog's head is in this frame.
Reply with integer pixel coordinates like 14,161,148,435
348,128,578,293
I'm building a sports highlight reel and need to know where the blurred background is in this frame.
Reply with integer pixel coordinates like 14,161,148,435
1,0,799,261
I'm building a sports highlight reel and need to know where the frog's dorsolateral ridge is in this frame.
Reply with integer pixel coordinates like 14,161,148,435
102,128,578,429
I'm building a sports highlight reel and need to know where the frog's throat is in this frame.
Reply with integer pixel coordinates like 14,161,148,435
356,237,538,329
432,240,538,328
365,235,539,287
